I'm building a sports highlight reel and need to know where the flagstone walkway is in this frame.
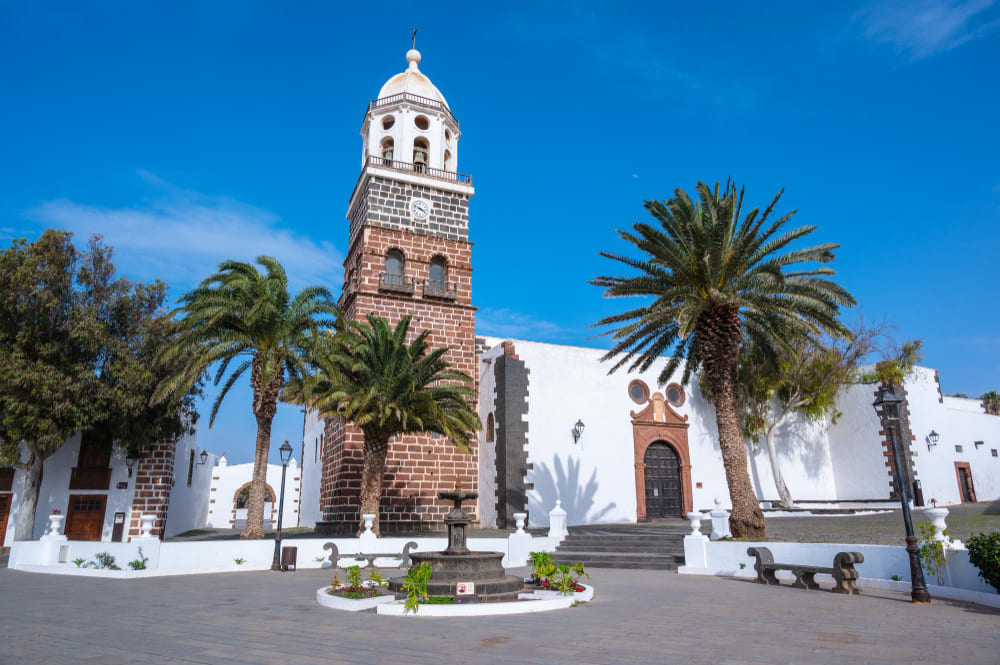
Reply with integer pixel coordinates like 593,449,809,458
1,566,997,665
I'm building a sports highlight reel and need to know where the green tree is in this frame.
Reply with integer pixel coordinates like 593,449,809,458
284,314,479,536
0,231,196,540
980,391,1000,416
861,339,922,388
732,325,877,508
154,257,336,539
592,181,854,537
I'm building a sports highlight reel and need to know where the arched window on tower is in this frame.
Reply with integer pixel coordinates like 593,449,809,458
427,255,447,293
413,138,428,172
385,250,404,285
424,255,455,299
381,137,394,163
444,149,453,171
380,249,413,294
486,413,495,443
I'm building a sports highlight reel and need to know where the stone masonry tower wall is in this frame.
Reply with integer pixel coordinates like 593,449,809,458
316,49,477,535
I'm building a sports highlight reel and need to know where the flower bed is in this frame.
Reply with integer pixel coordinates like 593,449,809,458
316,586,396,612
373,584,594,617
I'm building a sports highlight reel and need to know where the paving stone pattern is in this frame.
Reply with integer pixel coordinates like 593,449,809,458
1,565,997,665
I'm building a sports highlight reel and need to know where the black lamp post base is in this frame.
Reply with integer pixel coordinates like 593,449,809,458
904,535,931,604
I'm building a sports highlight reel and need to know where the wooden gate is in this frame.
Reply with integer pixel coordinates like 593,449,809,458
643,442,683,518
65,494,107,541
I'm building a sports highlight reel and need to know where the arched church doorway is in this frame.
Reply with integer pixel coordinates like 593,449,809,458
233,483,276,531
643,441,682,518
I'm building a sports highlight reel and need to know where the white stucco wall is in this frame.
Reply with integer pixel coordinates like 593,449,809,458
827,381,892,499
164,432,215,538
205,456,300,530
298,409,326,527
906,367,1000,505
473,340,1000,528
476,342,503,527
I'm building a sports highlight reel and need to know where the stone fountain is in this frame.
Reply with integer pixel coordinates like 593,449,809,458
389,487,524,602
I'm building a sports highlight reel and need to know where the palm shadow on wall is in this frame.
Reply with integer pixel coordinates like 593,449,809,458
528,454,616,525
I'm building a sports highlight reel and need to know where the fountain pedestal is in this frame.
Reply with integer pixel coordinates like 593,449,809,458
388,490,524,602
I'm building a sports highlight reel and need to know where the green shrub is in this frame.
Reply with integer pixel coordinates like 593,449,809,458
967,531,1000,593
528,551,555,580
128,547,149,571
917,522,951,584
345,565,364,589
402,562,432,614
94,552,120,570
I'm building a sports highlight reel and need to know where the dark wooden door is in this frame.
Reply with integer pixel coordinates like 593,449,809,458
957,464,977,503
65,494,107,541
0,494,11,546
644,442,682,518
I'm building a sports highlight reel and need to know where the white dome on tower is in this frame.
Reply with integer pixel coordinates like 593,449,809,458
376,48,449,108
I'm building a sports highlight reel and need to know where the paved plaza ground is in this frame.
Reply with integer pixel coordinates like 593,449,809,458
1,564,997,665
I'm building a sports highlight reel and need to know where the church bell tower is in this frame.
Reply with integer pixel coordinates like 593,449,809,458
316,47,478,534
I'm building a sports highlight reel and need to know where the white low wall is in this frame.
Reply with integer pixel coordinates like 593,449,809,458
680,536,998,608
9,534,562,576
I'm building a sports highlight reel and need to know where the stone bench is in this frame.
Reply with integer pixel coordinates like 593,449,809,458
746,546,863,595
323,541,419,569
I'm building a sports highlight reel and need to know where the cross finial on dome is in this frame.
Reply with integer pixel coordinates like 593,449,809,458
407,28,421,71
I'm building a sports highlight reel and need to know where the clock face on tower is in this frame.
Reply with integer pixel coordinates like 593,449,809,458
410,198,431,219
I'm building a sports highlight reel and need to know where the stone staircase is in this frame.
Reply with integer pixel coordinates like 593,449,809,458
553,520,688,570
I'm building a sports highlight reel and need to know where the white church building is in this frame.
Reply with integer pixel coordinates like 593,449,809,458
473,338,1000,528
288,47,1000,532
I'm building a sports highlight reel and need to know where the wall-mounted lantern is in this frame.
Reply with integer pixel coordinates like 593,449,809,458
125,451,139,478
197,449,209,465
926,430,939,451
571,419,586,444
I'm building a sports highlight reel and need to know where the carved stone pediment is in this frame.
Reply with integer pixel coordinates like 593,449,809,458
630,392,688,426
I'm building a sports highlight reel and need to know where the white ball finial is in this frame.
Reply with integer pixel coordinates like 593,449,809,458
406,48,421,70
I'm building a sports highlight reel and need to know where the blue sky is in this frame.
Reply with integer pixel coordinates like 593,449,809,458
2,1,998,464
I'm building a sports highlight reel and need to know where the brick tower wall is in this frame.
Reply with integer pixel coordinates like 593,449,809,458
317,171,477,535
128,440,176,539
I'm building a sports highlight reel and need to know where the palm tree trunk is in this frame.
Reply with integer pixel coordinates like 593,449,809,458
241,357,283,540
359,436,389,536
698,307,766,539
13,443,44,541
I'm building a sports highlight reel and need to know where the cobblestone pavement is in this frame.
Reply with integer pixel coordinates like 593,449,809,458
1,565,997,665
764,501,1000,545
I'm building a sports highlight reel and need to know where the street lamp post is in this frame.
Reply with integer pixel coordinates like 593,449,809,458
872,386,931,604
270,441,294,572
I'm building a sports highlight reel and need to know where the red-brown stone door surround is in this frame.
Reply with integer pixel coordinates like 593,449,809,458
632,393,693,520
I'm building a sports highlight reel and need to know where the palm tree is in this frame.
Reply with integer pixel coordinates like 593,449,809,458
285,313,479,536
592,181,854,538
153,257,336,539
983,391,1000,416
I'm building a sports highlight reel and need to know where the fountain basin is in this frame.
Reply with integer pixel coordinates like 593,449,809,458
388,551,524,601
